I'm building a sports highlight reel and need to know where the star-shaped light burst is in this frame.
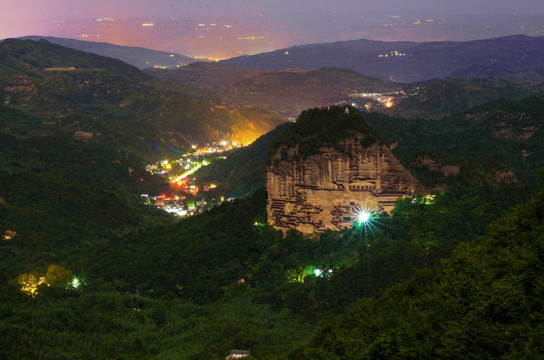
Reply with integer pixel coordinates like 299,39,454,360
358,211,371,224
351,203,380,236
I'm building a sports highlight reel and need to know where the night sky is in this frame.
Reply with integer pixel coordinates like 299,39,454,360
2,0,544,58
2,0,544,20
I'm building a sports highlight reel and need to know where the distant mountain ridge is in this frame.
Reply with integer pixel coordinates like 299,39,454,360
13,36,195,70
148,64,400,118
222,35,544,83
145,62,265,94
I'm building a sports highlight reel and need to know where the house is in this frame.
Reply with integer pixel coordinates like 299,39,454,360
226,350,249,360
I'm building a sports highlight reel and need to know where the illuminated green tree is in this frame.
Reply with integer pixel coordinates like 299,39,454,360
16,272,41,296
44,264,72,286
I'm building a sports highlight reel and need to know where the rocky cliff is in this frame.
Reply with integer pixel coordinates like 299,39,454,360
267,128,421,233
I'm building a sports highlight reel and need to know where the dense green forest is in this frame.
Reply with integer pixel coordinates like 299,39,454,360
385,77,527,120
1,123,539,358
292,178,544,360
268,106,382,160
2,39,544,359
367,96,544,186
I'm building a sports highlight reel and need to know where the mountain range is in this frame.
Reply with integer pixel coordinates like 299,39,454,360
0,38,283,160
16,36,195,70
222,35,544,83
1,34,544,360
149,64,398,118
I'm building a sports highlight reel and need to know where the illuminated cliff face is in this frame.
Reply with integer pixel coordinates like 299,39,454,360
266,138,421,233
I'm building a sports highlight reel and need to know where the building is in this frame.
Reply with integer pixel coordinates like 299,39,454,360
226,350,250,360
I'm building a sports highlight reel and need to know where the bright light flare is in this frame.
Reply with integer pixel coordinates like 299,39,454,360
358,211,371,224
351,204,381,237
67,276,85,290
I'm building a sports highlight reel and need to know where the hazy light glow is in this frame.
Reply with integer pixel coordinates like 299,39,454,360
1,1,542,57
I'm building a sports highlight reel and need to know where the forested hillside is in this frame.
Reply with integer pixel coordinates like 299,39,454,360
368,96,544,186
0,39,284,160
1,103,540,358
2,38,544,360
292,180,544,359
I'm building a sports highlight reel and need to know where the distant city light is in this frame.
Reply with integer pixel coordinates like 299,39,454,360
145,141,249,217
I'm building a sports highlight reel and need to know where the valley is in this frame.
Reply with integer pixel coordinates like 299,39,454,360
1,33,544,360
143,140,243,217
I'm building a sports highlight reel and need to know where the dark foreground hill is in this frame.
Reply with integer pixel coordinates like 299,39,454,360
222,35,544,83
292,181,544,359
17,36,195,69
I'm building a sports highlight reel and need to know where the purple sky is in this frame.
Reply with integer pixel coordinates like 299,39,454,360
2,0,543,21
2,0,543,58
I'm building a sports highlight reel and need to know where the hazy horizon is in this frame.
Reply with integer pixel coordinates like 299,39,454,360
2,1,544,58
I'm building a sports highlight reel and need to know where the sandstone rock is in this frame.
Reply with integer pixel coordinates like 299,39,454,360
267,138,421,233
